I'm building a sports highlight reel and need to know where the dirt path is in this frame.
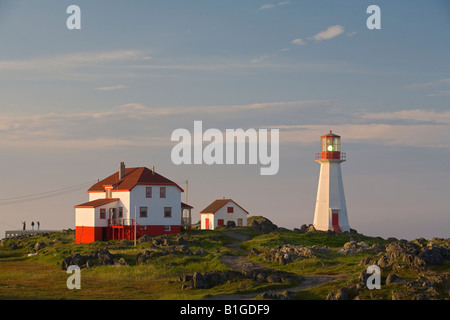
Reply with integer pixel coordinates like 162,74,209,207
204,274,338,300
207,231,342,300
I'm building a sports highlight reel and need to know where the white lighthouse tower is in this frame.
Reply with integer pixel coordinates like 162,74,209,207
313,131,350,232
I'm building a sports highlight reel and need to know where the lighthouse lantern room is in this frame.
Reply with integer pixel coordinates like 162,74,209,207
313,131,350,232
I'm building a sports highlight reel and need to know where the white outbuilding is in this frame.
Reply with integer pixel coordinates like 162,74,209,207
200,198,248,230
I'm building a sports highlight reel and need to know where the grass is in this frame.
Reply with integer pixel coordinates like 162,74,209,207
0,227,448,300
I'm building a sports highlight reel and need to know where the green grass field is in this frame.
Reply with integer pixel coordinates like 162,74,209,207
0,227,448,300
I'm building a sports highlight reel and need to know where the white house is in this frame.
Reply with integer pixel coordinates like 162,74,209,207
74,162,192,243
200,198,248,230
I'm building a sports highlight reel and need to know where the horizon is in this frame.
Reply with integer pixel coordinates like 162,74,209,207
1,1,449,241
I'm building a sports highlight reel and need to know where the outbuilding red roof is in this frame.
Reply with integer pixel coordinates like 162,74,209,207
88,167,184,193
200,199,249,215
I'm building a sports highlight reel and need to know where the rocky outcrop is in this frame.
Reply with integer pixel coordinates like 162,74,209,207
326,287,349,300
258,244,329,265
179,268,302,290
375,240,450,271
61,248,118,270
338,241,381,255
260,290,298,300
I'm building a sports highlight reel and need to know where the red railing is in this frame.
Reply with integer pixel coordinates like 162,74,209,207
108,219,144,241
315,152,346,161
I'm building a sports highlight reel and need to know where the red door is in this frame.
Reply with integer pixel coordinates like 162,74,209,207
205,218,209,230
332,213,341,232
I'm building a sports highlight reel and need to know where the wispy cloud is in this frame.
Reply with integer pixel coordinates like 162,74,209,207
403,78,450,96
291,38,306,45
310,25,345,41
267,108,450,149
0,50,145,71
258,1,290,10
95,84,128,91
0,100,327,149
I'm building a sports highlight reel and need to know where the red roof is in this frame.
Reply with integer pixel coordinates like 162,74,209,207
200,199,249,215
74,198,119,208
321,130,340,138
88,167,183,193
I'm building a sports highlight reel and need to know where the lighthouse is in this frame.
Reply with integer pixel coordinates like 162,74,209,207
313,131,350,232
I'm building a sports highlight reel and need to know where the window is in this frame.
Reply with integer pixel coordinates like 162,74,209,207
106,189,112,199
118,207,123,218
100,208,106,219
164,225,171,232
237,218,243,226
140,207,148,218
160,187,166,198
227,206,234,213
146,187,152,198
164,207,172,218
218,219,224,226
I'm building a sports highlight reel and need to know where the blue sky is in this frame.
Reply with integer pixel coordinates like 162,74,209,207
0,0,449,240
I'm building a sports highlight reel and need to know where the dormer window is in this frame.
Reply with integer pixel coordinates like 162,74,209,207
104,185,113,199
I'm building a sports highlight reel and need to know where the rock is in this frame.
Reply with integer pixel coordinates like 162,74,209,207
34,242,46,251
249,247,260,256
174,245,193,255
386,273,401,285
339,241,372,255
115,257,128,266
180,269,301,290
250,217,278,233
96,249,115,265
226,221,236,228
306,225,316,232
261,290,298,300
62,253,87,270
138,234,152,243
192,272,209,289
261,244,323,265
359,257,373,266
335,288,348,300
195,249,207,255
135,252,147,265
418,248,443,266
326,288,348,300
176,236,185,244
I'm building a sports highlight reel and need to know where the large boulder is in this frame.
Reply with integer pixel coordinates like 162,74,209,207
96,249,115,265
192,272,210,289
249,217,278,233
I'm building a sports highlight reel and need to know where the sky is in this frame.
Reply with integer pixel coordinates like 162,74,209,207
0,0,449,240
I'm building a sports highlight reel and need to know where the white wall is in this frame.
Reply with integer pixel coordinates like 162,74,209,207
201,213,214,229
313,160,350,232
130,185,182,226
75,208,95,227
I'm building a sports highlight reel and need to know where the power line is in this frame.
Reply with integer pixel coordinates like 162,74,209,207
0,180,97,206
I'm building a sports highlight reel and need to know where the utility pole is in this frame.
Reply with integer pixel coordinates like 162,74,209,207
134,205,137,247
